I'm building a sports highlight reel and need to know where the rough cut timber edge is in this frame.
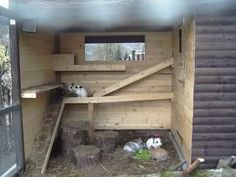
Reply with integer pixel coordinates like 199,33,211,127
94,58,174,96
21,84,63,98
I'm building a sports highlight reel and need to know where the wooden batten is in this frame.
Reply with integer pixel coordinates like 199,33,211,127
53,64,126,72
64,93,174,104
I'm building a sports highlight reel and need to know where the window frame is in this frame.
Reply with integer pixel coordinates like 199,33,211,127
84,35,146,62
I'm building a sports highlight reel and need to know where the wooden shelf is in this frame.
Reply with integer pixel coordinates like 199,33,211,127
53,64,126,72
21,84,63,98
63,93,174,104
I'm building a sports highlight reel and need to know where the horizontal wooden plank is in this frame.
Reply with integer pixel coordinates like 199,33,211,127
196,50,236,59
94,58,173,96
196,16,236,25
196,68,236,76
193,117,236,125
196,34,236,43
21,84,63,98
196,42,236,51
192,133,236,141
193,125,236,133
195,93,236,101
63,93,173,104
196,25,236,34
192,148,236,156
195,84,236,93
195,76,236,84
54,64,126,72
194,108,236,117
192,140,236,149
196,59,236,68
194,101,236,108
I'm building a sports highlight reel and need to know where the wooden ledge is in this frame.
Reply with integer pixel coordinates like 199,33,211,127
21,84,63,98
53,64,126,72
63,93,174,104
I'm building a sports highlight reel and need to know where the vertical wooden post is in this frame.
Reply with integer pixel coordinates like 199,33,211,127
88,103,95,140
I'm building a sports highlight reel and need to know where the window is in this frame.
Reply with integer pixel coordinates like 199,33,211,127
0,0,9,9
85,35,145,61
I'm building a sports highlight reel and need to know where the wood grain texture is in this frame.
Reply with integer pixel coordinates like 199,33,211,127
171,17,195,164
193,12,236,168
19,31,56,89
94,58,173,96
53,54,75,68
64,93,173,104
60,32,173,129
54,64,126,72
19,29,56,159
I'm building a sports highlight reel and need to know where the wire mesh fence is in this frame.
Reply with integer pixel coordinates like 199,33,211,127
0,16,19,176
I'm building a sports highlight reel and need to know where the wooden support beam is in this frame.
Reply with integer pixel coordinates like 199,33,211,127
94,58,174,96
21,84,63,98
41,102,65,175
53,64,126,72
88,103,95,137
64,93,174,104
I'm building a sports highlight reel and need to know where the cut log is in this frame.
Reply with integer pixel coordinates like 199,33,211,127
72,145,101,168
60,122,89,155
181,158,205,177
94,131,119,153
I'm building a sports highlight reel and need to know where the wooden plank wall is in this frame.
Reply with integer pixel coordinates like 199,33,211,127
60,32,173,129
171,18,195,164
193,10,236,168
19,29,55,158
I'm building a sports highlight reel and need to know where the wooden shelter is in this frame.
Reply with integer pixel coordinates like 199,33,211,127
1,1,236,176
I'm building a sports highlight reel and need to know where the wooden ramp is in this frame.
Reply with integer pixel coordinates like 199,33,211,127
29,97,63,173
94,58,174,96
41,58,174,174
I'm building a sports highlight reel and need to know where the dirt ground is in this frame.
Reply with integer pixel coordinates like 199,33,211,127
23,130,179,177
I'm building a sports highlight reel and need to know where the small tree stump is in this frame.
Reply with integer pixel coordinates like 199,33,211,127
94,131,119,153
72,145,101,168
60,122,89,155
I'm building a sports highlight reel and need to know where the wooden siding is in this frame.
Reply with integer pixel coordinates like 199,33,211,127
19,30,55,159
59,32,173,129
193,11,236,169
171,18,195,164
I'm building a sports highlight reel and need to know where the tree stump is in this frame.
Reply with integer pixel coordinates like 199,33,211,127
94,131,119,153
72,145,101,168
60,121,89,156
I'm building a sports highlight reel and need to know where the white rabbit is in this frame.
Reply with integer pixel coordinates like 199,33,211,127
146,137,162,149
68,83,75,93
74,85,88,97
79,87,88,97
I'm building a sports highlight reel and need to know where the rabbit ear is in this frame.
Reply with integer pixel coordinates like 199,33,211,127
71,82,75,86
